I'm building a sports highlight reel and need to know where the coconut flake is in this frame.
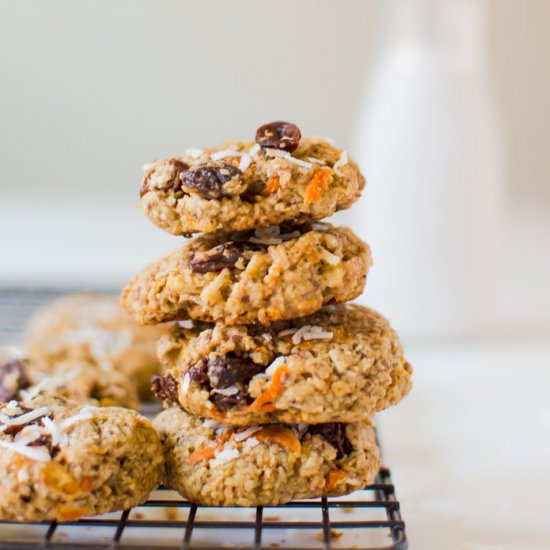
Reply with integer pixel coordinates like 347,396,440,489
323,250,341,266
278,328,297,338
3,401,23,416
41,416,66,447
19,377,52,402
248,236,282,245
306,156,326,165
248,143,261,158
211,150,242,161
0,440,50,462
279,230,301,241
310,222,329,231
210,447,240,468
233,426,263,442
186,148,204,159
1,406,50,427
243,437,260,451
203,419,220,430
181,373,191,394
60,412,93,431
262,333,273,342
292,325,333,345
265,356,287,377
333,151,348,176
211,385,239,396
263,148,313,169
178,320,195,329
238,154,252,172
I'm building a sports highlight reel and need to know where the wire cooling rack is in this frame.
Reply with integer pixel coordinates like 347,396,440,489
0,288,408,550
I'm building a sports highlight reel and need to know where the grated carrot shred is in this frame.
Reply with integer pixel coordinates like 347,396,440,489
80,476,93,492
246,365,289,412
324,470,347,492
263,175,280,196
304,167,333,204
190,447,215,463
255,426,302,453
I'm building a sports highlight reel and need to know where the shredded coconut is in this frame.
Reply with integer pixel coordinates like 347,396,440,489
186,148,204,159
238,154,252,172
248,143,261,158
210,447,240,468
211,385,239,396
243,437,260,451
178,320,195,329
233,426,262,442
203,419,220,430
306,157,326,165
278,328,297,338
60,412,93,431
265,356,286,377
248,236,282,245
0,406,49,427
310,222,329,231
333,151,349,176
322,250,341,265
279,230,301,241
181,373,191,394
0,440,50,462
263,148,313,169
211,150,243,161
292,325,333,345
262,333,273,342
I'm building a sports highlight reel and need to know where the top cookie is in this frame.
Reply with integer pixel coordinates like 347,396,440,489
140,121,365,235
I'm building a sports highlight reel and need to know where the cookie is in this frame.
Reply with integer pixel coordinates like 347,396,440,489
0,351,139,409
0,396,163,521
25,294,166,400
121,222,370,326
153,407,380,506
153,304,412,425
140,121,365,235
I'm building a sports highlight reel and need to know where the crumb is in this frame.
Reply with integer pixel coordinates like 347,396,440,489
270,544,280,548
132,512,144,519
341,507,355,513
315,530,343,541
263,515,280,521
164,507,179,521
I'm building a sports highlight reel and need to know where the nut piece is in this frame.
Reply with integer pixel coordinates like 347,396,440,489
255,121,301,153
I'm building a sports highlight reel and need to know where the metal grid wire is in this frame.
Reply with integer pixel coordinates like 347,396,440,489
0,288,408,550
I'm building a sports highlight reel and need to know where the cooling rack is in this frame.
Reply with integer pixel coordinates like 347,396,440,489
0,288,408,550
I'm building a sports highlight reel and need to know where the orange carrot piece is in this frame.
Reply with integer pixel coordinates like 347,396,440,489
324,470,347,492
255,426,302,453
246,365,289,412
54,504,90,521
263,175,280,196
80,476,93,492
304,167,333,204
190,447,216,463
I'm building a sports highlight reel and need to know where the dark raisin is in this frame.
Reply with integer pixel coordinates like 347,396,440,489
210,389,250,411
242,180,266,200
181,164,241,199
151,374,179,403
0,360,31,403
140,159,189,198
207,354,266,389
308,423,353,459
189,242,241,273
187,359,209,386
256,121,301,153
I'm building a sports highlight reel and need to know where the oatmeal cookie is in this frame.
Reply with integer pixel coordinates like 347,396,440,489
154,407,380,506
25,294,166,400
153,304,412,425
140,121,365,235
0,351,139,409
0,396,163,521
121,223,370,326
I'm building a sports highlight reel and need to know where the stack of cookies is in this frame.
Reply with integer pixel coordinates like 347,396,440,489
122,121,412,506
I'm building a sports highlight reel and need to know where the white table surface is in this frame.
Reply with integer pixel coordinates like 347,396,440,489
379,341,550,550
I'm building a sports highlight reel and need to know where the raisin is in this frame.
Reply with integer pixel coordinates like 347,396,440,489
187,360,209,386
207,354,266,389
151,374,179,403
308,423,353,459
140,159,189,198
181,164,241,199
189,243,241,273
210,390,250,411
255,121,301,153
0,360,31,403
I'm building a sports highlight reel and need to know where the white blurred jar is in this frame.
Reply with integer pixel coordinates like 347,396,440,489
346,0,503,341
